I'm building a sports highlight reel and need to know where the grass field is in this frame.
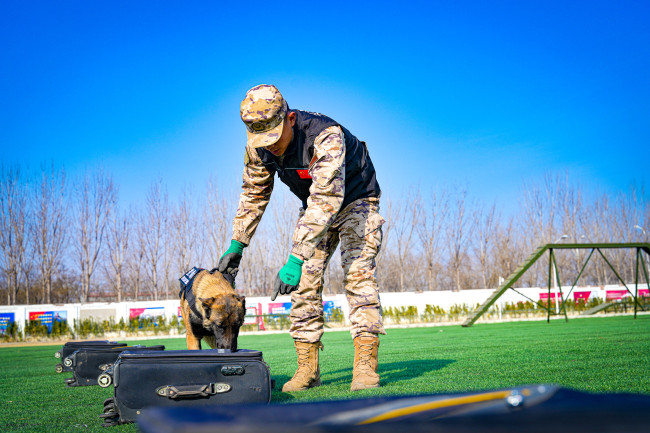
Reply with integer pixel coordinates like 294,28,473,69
1,315,649,432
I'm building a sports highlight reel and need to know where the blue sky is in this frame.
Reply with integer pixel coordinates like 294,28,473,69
1,1,649,214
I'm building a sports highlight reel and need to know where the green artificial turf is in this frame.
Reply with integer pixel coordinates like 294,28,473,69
0,315,648,432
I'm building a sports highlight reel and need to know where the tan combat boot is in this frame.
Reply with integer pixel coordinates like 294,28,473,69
282,341,323,392
351,335,380,391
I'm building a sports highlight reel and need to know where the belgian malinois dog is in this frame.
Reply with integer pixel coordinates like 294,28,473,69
180,269,246,350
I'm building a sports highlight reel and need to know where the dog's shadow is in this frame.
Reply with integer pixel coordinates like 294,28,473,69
324,358,455,387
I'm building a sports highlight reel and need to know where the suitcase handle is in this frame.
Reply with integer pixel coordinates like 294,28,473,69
155,383,231,399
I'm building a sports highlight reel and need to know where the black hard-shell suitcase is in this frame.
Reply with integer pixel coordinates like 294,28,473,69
64,344,165,387
54,340,127,374
136,386,650,433
100,349,271,426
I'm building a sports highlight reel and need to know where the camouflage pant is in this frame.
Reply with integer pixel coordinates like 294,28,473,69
290,197,387,343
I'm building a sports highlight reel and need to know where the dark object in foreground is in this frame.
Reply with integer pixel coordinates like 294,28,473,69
64,344,165,387
100,348,271,427
138,385,650,433
54,340,126,374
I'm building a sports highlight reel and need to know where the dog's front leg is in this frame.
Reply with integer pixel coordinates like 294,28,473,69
186,333,202,350
181,304,202,350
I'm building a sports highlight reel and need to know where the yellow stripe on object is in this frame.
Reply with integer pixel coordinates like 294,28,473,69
358,390,512,425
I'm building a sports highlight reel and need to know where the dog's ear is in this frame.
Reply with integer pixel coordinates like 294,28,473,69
236,294,246,308
198,297,216,308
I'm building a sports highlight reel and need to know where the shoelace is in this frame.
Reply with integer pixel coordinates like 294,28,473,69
357,341,375,368
294,346,315,377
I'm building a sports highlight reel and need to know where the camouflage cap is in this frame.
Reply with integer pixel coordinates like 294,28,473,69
240,84,288,148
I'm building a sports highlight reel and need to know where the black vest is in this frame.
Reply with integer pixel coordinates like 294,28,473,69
256,110,381,209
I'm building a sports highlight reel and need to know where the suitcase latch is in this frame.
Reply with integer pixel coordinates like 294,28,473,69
221,365,245,376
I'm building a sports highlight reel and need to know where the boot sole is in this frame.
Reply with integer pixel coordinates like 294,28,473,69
350,382,380,391
282,378,321,392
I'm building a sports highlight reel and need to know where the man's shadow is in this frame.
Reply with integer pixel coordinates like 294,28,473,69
272,359,455,401
324,358,455,387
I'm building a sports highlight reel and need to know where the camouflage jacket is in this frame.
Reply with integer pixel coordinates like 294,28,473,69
232,126,345,259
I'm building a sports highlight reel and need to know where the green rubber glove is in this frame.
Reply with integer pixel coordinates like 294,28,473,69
272,255,304,301
218,240,246,278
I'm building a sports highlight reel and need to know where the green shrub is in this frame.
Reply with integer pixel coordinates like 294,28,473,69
383,306,419,324
73,318,105,339
262,314,291,330
169,315,184,333
25,320,51,338
51,319,72,338
325,307,345,325
421,304,445,322
1,320,19,342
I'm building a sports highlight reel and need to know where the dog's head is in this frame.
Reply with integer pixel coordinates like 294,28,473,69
194,271,246,351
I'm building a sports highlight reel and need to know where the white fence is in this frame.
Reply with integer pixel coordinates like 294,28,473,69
0,284,647,337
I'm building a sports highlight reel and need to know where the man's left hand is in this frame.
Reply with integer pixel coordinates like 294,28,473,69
271,255,304,301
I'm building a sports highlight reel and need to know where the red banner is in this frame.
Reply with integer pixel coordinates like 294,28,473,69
606,290,628,300
29,311,48,321
129,307,164,319
573,291,591,302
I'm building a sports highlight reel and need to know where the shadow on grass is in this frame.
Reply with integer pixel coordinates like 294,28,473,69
271,359,455,402
324,359,456,386
271,375,296,402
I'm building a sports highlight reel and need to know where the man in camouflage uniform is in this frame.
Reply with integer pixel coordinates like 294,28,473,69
218,84,386,392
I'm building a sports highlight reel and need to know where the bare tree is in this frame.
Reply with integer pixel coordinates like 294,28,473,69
202,177,236,267
374,197,394,290
103,207,131,302
73,169,117,302
611,185,647,281
518,173,573,287
4,158,649,304
492,215,523,283
171,187,198,279
446,188,471,291
388,191,419,291
240,190,298,295
416,187,449,291
271,191,298,261
472,202,499,289
161,214,174,300
0,166,28,305
521,173,566,245
33,165,68,304
141,179,168,300
21,236,37,304
557,180,588,285
129,222,146,301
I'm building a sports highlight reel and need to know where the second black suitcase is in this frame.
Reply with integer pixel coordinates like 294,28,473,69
100,349,271,426
64,344,166,387
55,340,127,373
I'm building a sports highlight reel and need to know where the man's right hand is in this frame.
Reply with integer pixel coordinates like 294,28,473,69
218,240,246,278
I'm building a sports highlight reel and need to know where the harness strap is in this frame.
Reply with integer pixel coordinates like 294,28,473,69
179,267,204,318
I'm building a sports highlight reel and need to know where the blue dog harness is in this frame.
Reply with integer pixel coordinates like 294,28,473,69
179,267,236,318
179,267,204,318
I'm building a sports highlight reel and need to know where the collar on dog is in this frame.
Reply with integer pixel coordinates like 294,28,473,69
179,267,204,318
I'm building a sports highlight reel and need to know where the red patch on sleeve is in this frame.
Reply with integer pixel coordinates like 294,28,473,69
296,169,312,179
